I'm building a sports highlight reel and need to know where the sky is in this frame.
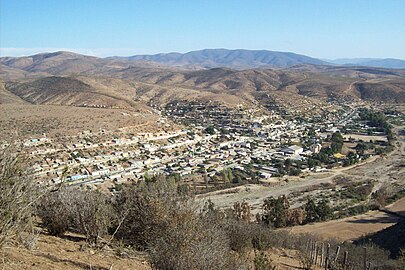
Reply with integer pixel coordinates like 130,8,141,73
1,0,405,59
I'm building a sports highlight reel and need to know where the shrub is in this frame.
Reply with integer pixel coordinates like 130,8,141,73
223,219,253,254
38,188,115,245
149,206,233,270
69,190,115,245
260,196,289,228
115,175,182,249
253,251,276,270
116,176,246,269
298,251,314,270
0,149,38,248
251,225,274,251
37,189,74,236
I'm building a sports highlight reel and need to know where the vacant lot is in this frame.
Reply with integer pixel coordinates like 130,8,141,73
344,134,387,142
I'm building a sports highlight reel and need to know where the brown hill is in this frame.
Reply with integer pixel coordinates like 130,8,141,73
354,80,405,103
0,80,28,104
2,51,405,108
5,76,151,111
0,51,169,79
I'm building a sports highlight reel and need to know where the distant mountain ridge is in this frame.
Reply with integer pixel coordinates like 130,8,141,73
328,58,405,69
112,49,329,69
3,49,405,71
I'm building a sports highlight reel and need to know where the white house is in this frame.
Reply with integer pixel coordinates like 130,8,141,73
281,145,304,156
310,143,322,154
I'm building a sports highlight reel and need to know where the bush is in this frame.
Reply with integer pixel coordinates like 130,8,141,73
115,176,182,249
38,189,74,236
38,188,115,245
223,219,253,254
251,225,274,251
298,251,314,270
0,149,38,248
69,190,115,245
253,251,276,270
149,206,234,270
116,176,244,269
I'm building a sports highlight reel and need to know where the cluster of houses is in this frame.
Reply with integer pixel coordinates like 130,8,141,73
16,102,370,190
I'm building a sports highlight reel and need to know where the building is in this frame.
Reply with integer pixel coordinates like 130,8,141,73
310,143,322,154
281,145,304,156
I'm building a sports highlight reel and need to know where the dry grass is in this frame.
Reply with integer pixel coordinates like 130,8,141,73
0,104,158,139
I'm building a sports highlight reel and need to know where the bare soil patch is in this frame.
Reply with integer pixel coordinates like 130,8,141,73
0,104,158,140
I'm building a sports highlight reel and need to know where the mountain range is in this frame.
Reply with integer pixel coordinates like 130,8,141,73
327,58,405,69
2,49,405,72
114,49,329,69
1,49,405,115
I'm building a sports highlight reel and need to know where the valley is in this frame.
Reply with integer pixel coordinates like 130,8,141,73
1,50,405,269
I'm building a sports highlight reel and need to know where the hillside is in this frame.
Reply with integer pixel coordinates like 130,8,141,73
2,51,405,109
1,231,150,270
5,76,150,111
1,230,323,270
0,51,168,78
0,80,28,104
355,221,405,259
105,66,405,105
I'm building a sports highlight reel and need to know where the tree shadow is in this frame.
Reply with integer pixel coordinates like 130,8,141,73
347,215,399,224
59,233,87,243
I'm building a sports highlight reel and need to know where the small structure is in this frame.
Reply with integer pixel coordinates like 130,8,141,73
281,145,304,156
310,143,322,154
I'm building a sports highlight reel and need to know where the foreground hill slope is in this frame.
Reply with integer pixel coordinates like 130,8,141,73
1,230,322,270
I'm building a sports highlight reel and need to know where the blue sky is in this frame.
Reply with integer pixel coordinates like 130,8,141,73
1,0,404,59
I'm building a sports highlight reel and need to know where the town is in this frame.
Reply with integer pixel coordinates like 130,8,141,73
17,102,400,197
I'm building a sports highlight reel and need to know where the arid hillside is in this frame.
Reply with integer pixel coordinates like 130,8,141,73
2,51,405,109
5,76,148,111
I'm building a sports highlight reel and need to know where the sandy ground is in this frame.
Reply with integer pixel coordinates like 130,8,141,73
0,104,158,140
344,134,387,142
0,233,150,270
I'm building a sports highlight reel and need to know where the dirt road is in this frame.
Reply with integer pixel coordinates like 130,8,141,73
198,125,405,213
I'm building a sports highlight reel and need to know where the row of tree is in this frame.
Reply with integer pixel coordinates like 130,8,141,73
359,108,394,141
257,196,332,228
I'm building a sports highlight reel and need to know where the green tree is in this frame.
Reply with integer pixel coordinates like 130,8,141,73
316,200,332,221
261,196,289,228
205,126,216,135
304,198,318,223
304,198,332,223
227,169,234,183
330,132,344,153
